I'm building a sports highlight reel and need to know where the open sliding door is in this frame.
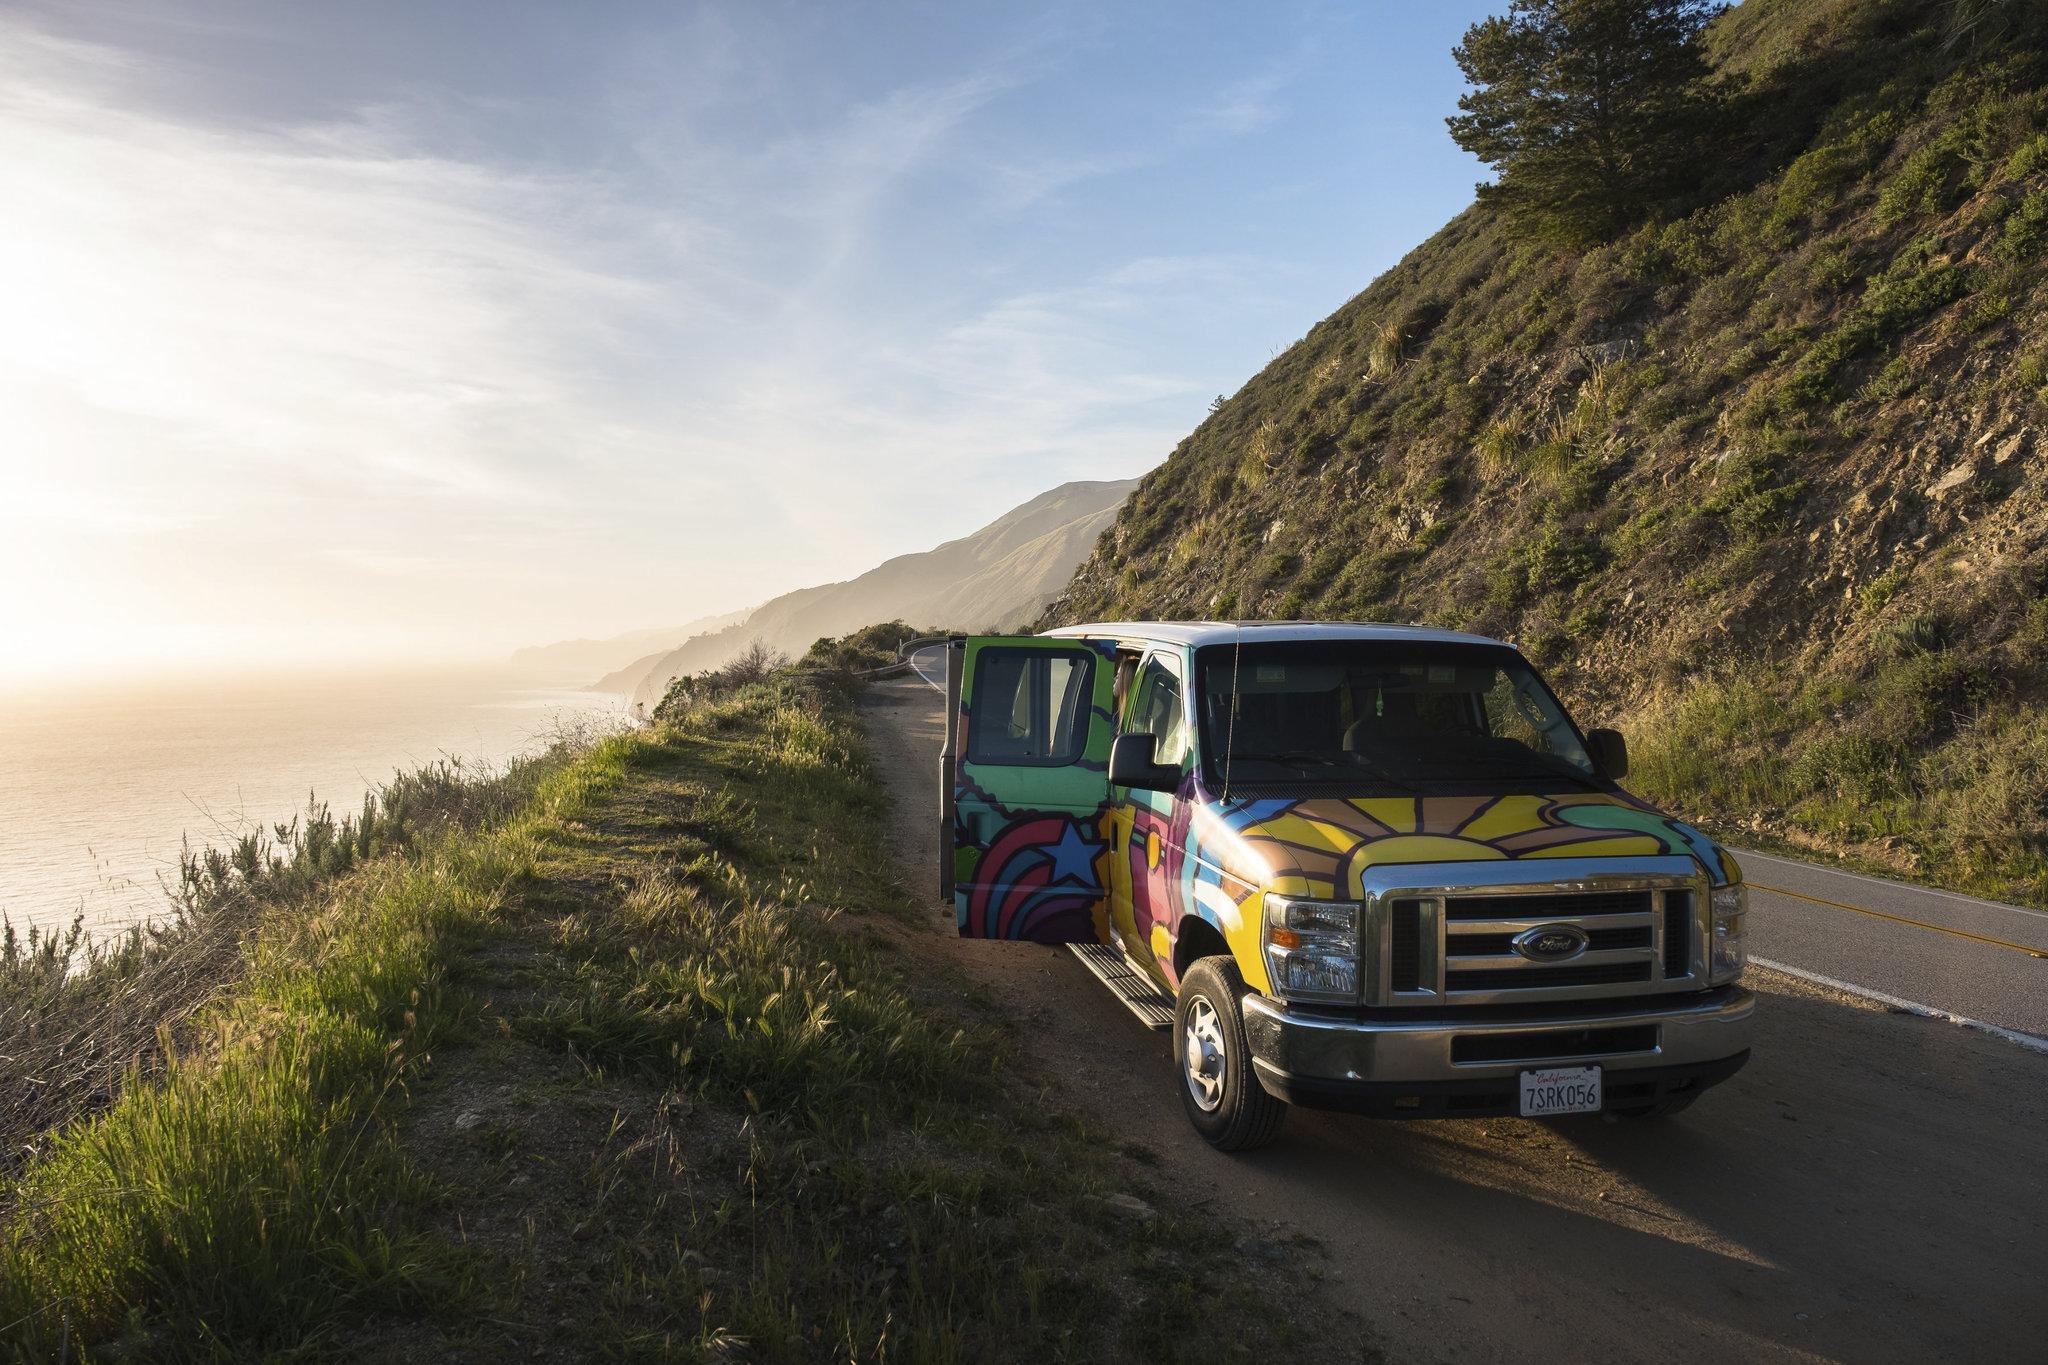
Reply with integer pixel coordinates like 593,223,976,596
949,636,1116,943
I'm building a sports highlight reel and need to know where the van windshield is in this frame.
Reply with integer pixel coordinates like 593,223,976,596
1194,639,1599,794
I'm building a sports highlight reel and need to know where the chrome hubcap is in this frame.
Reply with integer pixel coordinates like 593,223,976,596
1182,997,1227,1112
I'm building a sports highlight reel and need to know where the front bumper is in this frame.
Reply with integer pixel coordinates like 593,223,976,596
1242,985,1754,1119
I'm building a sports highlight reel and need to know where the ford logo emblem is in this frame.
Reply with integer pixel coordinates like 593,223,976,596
1513,923,1589,962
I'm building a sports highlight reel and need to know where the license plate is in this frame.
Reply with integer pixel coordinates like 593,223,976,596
1519,1065,1602,1117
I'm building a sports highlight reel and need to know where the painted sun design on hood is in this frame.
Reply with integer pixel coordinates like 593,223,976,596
1216,792,1733,899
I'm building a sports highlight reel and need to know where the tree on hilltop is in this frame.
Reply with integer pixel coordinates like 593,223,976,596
1449,0,1723,245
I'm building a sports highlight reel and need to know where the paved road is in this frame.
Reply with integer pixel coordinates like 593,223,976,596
906,641,948,691
906,640,2048,1042
1739,847,2048,1038
864,674,2048,1362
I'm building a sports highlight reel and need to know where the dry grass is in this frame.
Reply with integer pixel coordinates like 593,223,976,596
0,740,596,1186
1,907,252,1186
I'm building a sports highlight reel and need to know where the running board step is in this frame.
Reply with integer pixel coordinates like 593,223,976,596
1068,943,1176,1030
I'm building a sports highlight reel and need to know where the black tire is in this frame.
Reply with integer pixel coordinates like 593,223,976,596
1174,956,1287,1151
1609,1094,1697,1120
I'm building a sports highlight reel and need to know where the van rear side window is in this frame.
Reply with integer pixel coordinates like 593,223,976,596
968,648,1096,765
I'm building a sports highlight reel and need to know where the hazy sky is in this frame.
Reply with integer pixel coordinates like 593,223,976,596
0,0,1492,681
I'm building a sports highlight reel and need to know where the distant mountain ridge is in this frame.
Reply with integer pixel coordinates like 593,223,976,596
509,610,753,680
600,478,1136,708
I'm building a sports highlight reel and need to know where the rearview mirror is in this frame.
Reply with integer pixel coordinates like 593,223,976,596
1110,732,1182,792
1585,727,1629,781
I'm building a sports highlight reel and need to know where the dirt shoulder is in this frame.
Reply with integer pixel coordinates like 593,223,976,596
863,673,2048,1364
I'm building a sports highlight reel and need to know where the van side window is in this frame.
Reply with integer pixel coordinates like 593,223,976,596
968,648,1096,765
1128,656,1190,770
1113,651,1141,724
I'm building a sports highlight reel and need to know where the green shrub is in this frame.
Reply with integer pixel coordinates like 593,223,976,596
1299,544,1348,593
1611,505,1681,560
795,620,927,674
1782,247,1978,406
1659,212,1721,279
1966,288,2016,331
1857,566,1910,616
2018,345,2048,395
1807,239,1869,293
1996,191,2048,261
1488,525,1608,610
2007,133,2048,181
1702,442,1805,542
1772,141,1870,225
1876,142,1969,225
1789,730,1908,802
1859,353,1914,400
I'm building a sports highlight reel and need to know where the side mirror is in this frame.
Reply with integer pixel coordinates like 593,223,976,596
1110,732,1182,792
1585,727,1629,782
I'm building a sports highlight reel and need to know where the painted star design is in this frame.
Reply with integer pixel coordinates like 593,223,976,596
1039,823,1104,888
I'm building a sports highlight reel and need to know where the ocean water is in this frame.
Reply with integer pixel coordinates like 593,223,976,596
0,668,631,936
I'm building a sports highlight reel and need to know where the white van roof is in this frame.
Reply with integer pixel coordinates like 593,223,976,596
1041,620,1512,650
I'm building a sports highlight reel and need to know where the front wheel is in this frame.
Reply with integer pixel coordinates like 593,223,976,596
1174,957,1286,1151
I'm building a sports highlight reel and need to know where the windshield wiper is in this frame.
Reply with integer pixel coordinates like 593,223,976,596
1493,762,1603,789
1233,750,1420,793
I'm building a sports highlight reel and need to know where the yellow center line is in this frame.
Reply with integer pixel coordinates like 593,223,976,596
1750,882,2048,960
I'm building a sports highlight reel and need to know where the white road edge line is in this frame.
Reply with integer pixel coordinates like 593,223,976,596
906,646,948,693
1735,847,2048,921
1751,955,2048,1057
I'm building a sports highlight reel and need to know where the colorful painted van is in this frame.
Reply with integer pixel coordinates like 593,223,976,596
942,622,1753,1150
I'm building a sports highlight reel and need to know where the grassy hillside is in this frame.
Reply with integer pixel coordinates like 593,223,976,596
1,663,1343,1359
1051,0,2048,903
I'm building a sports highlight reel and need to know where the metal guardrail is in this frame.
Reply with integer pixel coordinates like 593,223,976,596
788,633,957,684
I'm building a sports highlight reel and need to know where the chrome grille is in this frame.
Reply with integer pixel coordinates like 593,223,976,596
1451,924,1652,957
1355,858,1710,1006
1389,899,1423,992
1444,889,1652,920
1663,890,1695,980
1438,884,1692,1003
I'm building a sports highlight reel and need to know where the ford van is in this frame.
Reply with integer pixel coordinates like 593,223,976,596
941,622,1753,1150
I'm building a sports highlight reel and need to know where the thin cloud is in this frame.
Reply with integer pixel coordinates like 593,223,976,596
0,8,1279,678
985,150,1150,213
1192,69,1292,135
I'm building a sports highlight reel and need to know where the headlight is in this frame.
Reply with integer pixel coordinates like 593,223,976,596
1263,894,1360,1002
1710,884,1747,984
